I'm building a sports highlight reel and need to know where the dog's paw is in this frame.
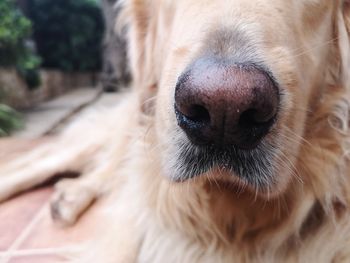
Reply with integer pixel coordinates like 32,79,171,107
50,179,97,226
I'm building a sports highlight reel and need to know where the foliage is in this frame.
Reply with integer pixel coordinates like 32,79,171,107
16,52,42,90
0,104,23,136
0,0,41,89
0,0,31,66
28,0,105,72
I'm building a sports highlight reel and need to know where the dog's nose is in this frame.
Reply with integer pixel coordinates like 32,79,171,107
174,58,279,149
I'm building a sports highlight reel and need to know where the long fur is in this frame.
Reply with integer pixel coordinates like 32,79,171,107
1,0,350,262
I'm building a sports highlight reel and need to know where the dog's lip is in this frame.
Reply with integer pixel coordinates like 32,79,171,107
169,132,276,188
172,167,230,182
172,164,238,183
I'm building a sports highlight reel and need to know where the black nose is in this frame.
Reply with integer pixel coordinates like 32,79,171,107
174,58,279,149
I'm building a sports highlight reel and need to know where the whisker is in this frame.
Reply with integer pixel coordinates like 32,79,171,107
289,37,338,59
277,150,303,185
280,125,314,148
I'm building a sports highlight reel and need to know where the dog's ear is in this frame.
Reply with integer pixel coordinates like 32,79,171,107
120,0,160,114
329,1,350,88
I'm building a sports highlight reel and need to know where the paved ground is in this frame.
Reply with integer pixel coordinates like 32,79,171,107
0,88,128,262
14,88,102,139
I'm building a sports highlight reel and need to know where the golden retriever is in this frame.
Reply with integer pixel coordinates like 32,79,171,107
1,0,350,262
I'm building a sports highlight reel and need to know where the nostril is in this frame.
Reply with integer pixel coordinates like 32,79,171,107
186,104,210,123
239,109,275,129
175,103,212,146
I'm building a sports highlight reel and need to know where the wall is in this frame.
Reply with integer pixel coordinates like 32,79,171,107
0,69,98,109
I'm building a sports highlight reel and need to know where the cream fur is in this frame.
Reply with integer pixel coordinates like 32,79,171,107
1,0,350,262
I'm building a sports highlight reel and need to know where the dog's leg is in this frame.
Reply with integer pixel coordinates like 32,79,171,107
0,94,137,227
0,140,101,202
49,123,134,226
0,104,116,202
49,159,124,226
49,97,137,225
50,177,99,226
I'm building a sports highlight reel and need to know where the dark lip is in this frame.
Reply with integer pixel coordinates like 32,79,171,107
171,140,276,190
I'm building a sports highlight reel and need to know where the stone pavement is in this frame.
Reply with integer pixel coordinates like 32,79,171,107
13,87,102,139
13,87,128,139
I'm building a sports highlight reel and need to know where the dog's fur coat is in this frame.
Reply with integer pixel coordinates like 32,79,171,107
2,0,350,262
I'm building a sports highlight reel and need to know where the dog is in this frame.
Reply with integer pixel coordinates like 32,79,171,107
1,0,350,262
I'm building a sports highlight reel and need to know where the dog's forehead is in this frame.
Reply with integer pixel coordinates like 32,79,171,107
163,0,333,27
166,0,333,15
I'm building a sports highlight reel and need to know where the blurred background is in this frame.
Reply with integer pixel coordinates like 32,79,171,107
0,0,130,139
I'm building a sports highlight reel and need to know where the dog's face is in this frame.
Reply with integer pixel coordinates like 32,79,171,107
127,0,350,197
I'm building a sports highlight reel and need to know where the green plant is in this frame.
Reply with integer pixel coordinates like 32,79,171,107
0,0,41,89
17,52,42,90
28,0,105,72
0,104,23,136
0,0,31,66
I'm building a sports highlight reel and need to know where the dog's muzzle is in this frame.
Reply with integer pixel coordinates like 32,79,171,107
170,56,280,187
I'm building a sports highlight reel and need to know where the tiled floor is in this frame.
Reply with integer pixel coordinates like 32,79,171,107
0,139,103,263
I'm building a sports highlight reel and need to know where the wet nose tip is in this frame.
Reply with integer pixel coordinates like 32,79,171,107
174,58,279,149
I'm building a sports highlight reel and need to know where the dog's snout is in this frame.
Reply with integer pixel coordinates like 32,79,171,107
174,58,279,149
